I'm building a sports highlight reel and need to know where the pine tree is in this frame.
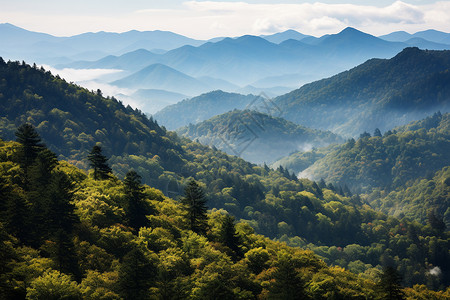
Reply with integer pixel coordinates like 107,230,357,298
87,145,112,180
119,248,156,300
15,123,45,189
219,214,242,259
123,170,152,232
182,180,208,235
375,266,406,300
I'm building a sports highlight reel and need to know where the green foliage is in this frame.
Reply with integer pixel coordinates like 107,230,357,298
0,61,449,296
123,170,152,232
376,266,406,300
26,270,82,300
182,180,208,235
304,112,450,193
87,145,112,180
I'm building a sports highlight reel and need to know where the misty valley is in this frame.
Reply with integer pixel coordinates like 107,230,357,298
0,22,449,299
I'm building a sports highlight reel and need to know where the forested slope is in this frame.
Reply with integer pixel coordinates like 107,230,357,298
177,109,343,164
1,59,449,290
274,47,450,136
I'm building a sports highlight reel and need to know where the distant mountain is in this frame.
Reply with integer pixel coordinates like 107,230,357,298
60,49,159,71
177,109,343,164
379,29,450,44
0,23,205,63
111,63,210,95
153,90,257,130
273,47,450,136
260,29,311,44
404,37,450,50
61,27,418,88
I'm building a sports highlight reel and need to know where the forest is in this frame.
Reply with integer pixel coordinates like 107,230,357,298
0,59,449,298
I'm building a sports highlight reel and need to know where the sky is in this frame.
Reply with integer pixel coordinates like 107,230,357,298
1,0,449,38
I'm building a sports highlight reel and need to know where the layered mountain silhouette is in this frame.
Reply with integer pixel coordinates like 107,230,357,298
273,47,450,136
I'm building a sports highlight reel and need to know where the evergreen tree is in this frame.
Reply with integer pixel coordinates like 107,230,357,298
119,248,156,300
182,180,208,235
15,123,44,169
375,266,406,300
219,214,242,259
15,123,45,189
374,128,382,137
123,170,152,232
87,145,112,180
269,253,306,299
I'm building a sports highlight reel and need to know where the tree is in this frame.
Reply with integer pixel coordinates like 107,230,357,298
118,248,156,300
26,270,82,300
219,214,242,259
182,180,208,235
15,124,45,189
375,266,406,300
269,252,306,299
374,128,382,137
15,123,44,169
123,170,152,232
87,145,112,180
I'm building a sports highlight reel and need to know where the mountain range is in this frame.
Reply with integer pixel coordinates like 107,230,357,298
152,48,450,138
2,23,450,116
273,47,450,136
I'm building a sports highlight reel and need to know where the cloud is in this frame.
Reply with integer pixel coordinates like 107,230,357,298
1,1,449,38
42,65,123,82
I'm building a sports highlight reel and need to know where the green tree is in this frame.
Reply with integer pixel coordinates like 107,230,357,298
15,123,44,170
181,180,208,235
15,123,45,189
219,214,242,259
87,145,112,180
123,170,152,232
375,266,406,300
26,270,82,300
118,248,156,300
269,252,306,300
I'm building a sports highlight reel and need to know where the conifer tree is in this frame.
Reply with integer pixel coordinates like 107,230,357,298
123,170,152,232
119,248,156,300
220,214,242,258
87,145,112,180
375,266,406,300
182,180,208,235
15,123,45,189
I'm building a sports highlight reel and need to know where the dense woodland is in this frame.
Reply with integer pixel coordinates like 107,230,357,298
177,109,342,164
0,59,449,298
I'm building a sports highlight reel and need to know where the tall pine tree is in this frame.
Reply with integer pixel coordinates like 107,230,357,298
123,170,152,232
182,180,208,235
375,266,406,300
87,145,112,180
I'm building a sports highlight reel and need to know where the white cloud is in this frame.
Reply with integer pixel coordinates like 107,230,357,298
0,1,449,38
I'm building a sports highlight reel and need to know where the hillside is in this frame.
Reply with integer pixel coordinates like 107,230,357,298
177,109,343,164
1,59,449,289
295,112,449,193
153,90,258,130
274,47,450,136
3,138,449,299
